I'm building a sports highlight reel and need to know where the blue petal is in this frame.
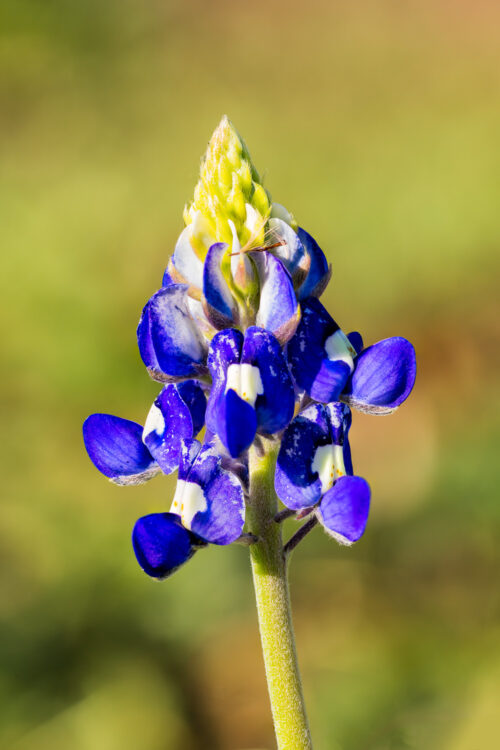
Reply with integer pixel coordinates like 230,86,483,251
137,286,208,380
162,267,175,287
83,414,158,484
215,389,257,458
203,242,238,328
206,328,243,435
347,331,364,355
177,438,203,479
288,297,352,402
172,442,246,544
171,226,204,289
177,380,207,435
343,337,417,414
317,476,371,544
267,218,305,275
253,252,300,344
325,402,353,474
325,402,351,445
296,227,331,299
143,381,206,475
241,327,295,434
275,405,331,510
195,466,245,544
132,513,196,579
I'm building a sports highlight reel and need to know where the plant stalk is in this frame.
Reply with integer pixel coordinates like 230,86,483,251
247,439,313,750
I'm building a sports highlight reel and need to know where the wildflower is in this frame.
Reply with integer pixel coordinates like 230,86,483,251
288,296,416,411
82,380,206,483
132,439,246,579
275,403,371,544
206,326,295,457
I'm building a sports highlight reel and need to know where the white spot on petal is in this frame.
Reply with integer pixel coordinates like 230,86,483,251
143,403,165,442
312,443,346,495
171,479,207,529
225,363,264,407
324,330,356,371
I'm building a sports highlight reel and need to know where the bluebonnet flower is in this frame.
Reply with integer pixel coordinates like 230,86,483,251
288,296,416,412
132,439,246,578
275,403,370,544
206,326,295,457
82,380,206,483
82,115,416,580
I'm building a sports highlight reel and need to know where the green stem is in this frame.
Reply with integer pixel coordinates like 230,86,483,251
247,439,313,750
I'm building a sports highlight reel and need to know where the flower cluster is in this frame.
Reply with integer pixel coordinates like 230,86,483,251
83,117,416,579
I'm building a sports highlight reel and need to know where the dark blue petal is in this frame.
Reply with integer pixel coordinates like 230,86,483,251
178,438,203,480
309,359,353,403
317,476,371,544
83,414,158,485
171,442,246,544
143,382,206,475
275,405,331,510
132,513,196,579
177,380,207,435
196,468,245,544
206,329,243,434
215,389,257,458
137,286,208,380
296,227,331,300
347,331,364,355
325,402,351,445
288,297,353,402
343,337,417,414
326,402,353,474
203,242,238,327
241,327,295,434
179,440,219,486
253,252,300,344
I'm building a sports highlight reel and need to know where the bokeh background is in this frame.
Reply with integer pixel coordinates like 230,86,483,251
2,1,499,748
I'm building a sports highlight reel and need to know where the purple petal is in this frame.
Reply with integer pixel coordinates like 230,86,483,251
143,381,206,475
317,476,371,544
296,227,331,299
288,297,353,402
343,337,417,414
132,513,196,579
83,414,158,485
253,252,300,344
275,405,331,510
203,243,238,328
241,327,295,434
137,286,208,380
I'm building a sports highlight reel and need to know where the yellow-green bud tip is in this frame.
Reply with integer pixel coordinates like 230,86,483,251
184,116,272,251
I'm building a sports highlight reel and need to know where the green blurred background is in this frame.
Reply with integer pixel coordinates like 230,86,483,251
2,1,499,748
